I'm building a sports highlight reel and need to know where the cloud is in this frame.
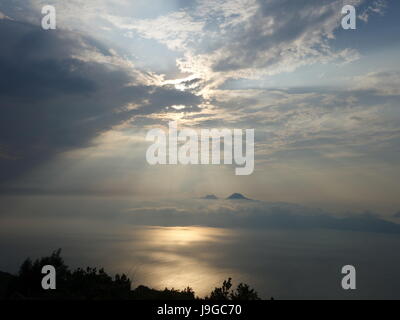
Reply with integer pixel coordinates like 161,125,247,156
352,70,400,96
6,193,400,235
3,0,387,91
122,198,398,234
0,19,202,184
358,0,387,22
0,11,12,20
106,0,368,88
0,1,398,211
106,11,204,51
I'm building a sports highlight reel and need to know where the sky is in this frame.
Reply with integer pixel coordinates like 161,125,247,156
0,0,399,215
0,0,400,298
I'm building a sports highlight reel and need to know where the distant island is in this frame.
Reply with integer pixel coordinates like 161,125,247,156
202,194,218,200
201,193,253,200
226,193,252,200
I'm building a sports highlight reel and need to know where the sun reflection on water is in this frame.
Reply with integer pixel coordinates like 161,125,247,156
144,226,226,245
131,226,238,297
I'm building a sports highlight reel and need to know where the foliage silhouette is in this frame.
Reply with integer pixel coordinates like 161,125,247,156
7,249,131,299
3,250,262,300
206,278,261,300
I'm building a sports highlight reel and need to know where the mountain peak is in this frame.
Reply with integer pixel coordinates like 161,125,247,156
226,193,251,200
202,194,218,200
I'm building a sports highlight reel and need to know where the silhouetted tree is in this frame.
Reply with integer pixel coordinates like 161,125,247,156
7,249,131,299
207,278,260,300
4,251,263,300
208,278,233,300
230,282,260,300
9,249,69,298
130,285,196,300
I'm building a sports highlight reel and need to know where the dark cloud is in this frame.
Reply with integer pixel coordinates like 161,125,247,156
0,19,202,185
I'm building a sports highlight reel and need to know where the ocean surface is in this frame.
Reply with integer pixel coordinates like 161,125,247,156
1,217,400,299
